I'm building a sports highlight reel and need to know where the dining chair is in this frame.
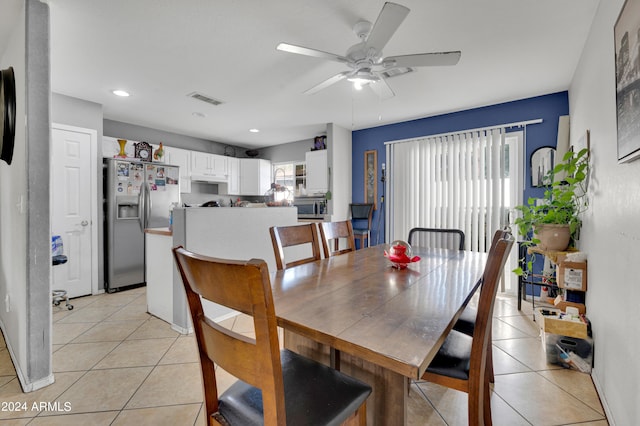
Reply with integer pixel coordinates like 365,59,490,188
407,227,465,250
173,246,372,426
406,228,479,333
452,228,511,386
319,220,356,258
420,230,514,426
350,203,374,249
407,228,476,332
269,223,321,270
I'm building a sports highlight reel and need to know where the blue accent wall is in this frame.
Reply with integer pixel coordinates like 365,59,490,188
352,91,569,246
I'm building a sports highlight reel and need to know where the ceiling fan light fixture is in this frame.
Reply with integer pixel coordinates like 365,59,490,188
112,89,130,97
347,72,379,90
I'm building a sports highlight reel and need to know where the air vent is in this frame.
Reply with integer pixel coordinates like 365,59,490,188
187,92,224,106
380,67,414,79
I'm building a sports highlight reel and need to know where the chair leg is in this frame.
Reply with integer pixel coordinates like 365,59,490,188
468,378,492,426
487,330,494,383
483,376,493,426
487,343,495,384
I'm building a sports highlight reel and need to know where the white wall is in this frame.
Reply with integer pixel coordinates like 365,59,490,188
0,0,52,391
0,0,28,381
569,1,639,424
327,123,352,221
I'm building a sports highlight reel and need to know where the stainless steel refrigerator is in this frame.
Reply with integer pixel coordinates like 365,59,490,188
104,158,180,292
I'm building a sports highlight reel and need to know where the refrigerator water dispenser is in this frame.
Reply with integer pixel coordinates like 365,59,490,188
117,200,139,219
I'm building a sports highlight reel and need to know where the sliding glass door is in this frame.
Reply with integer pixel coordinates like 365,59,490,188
386,129,523,292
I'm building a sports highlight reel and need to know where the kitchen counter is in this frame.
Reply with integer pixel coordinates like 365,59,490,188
144,227,172,236
298,216,330,223
151,206,299,333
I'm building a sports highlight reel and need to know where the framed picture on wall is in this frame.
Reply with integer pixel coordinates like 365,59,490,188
614,0,640,163
364,150,377,210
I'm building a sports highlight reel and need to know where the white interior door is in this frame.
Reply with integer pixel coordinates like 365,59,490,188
51,125,96,298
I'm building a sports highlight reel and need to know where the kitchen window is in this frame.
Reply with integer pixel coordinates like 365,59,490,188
272,162,305,199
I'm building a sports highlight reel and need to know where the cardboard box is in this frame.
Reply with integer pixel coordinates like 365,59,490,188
554,298,586,314
535,308,589,339
557,260,587,291
544,332,593,373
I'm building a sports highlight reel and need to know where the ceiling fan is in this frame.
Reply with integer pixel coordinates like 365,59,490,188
276,2,461,99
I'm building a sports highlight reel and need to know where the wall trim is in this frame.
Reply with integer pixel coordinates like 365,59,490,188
0,319,54,392
591,368,615,425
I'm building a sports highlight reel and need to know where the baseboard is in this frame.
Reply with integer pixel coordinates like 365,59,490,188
23,374,55,392
591,368,615,425
170,311,239,335
171,323,193,335
213,311,240,324
0,319,54,392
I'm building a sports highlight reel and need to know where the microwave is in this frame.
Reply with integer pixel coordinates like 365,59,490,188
293,197,326,219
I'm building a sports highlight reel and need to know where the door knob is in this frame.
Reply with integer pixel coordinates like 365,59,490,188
80,220,89,227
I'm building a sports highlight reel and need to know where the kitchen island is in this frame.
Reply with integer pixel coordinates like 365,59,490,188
166,206,299,332
144,227,173,324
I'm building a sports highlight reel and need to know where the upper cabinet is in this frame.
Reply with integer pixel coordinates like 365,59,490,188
190,151,228,182
226,157,240,195
305,150,327,194
240,158,271,196
163,146,191,193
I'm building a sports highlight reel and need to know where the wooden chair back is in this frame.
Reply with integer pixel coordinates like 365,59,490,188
422,230,514,425
172,246,286,425
407,227,465,250
269,223,321,270
319,220,356,258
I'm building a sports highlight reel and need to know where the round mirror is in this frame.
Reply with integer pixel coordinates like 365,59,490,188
531,146,555,187
0,66,16,166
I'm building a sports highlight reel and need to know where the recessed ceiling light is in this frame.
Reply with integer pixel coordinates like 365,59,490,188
249,128,260,133
112,89,130,97
192,112,206,118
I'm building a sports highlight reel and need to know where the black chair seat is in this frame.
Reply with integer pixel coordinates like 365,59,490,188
425,330,472,381
219,349,372,426
453,306,477,336
52,255,68,266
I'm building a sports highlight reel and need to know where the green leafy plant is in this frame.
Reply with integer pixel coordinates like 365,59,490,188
513,147,589,276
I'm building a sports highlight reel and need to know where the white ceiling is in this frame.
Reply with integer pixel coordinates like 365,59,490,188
37,1,601,147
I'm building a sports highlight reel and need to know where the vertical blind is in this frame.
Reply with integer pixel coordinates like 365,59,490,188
386,126,526,253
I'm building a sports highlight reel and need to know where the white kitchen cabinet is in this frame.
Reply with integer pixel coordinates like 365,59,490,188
226,157,240,195
190,151,228,181
164,146,191,193
240,158,271,196
305,150,328,194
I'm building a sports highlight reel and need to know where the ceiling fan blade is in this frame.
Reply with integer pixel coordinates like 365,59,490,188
383,51,462,68
276,43,350,64
364,2,410,51
304,71,351,95
368,77,395,100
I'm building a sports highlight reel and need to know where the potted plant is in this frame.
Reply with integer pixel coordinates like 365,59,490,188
513,147,589,275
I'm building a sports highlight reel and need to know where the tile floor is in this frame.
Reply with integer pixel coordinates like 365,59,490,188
0,287,608,425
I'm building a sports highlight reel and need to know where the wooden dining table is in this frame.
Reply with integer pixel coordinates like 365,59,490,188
270,244,487,426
